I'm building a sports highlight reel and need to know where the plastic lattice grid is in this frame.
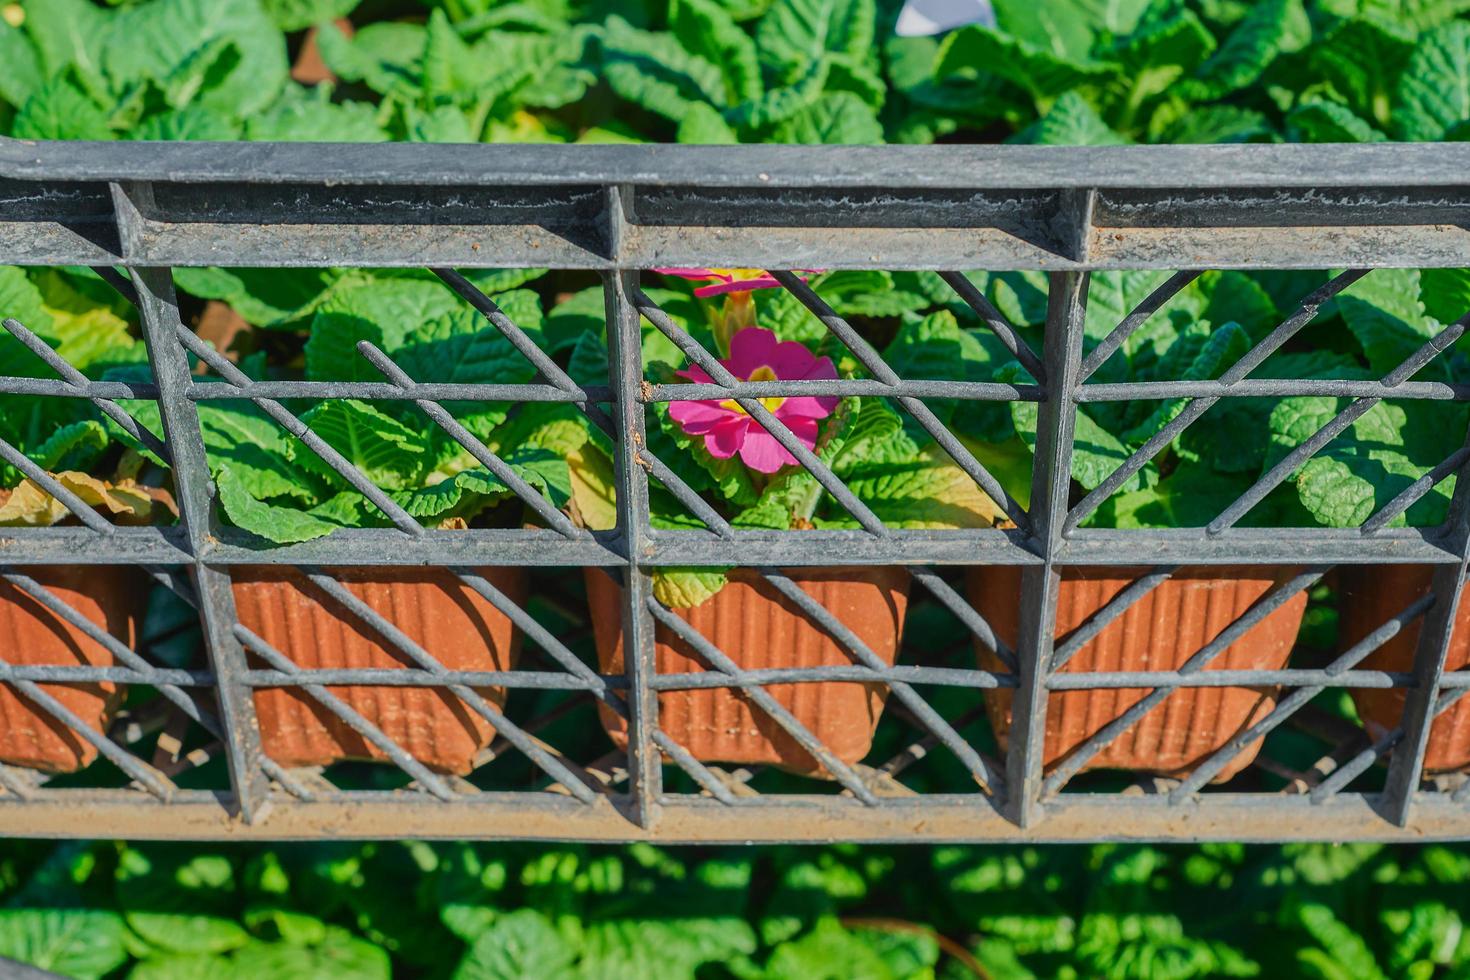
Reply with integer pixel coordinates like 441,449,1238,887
1,141,1469,842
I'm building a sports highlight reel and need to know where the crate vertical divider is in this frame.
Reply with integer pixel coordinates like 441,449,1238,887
123,251,270,822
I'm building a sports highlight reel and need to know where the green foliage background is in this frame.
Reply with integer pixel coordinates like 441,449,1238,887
3,2,1470,978
1,838,1469,978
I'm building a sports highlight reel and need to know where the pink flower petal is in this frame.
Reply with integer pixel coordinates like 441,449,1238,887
776,395,838,420
738,431,797,473
655,268,723,281
694,276,780,297
727,328,780,377
781,414,820,448
705,417,748,459
670,399,736,432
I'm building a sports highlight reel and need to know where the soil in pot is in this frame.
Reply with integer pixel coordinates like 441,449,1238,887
234,566,526,776
0,565,145,773
1339,565,1470,772
968,566,1306,781
586,566,910,774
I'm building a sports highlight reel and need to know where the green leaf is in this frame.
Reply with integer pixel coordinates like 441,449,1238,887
217,465,345,543
672,0,762,105
0,909,130,980
245,85,388,141
10,77,113,140
262,0,361,32
230,930,391,979
305,275,465,381
937,26,1119,104
115,847,252,956
130,105,244,140
1015,91,1129,145
434,844,510,944
315,20,425,99
601,16,728,118
1310,16,1415,127
1337,269,1442,377
0,20,43,109
770,91,883,143
1395,20,1470,140
755,0,874,81
296,399,430,492
763,917,893,979
726,55,829,131
1422,268,1470,325
1178,0,1300,100
1271,398,1463,528
101,0,290,118
28,420,109,473
452,909,578,980
1287,99,1386,142
198,401,316,501
1161,105,1275,143
677,101,740,143
174,267,343,329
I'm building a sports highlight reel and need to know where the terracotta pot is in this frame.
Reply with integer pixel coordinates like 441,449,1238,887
233,566,525,775
0,566,144,772
968,566,1306,781
1339,566,1470,772
586,567,909,774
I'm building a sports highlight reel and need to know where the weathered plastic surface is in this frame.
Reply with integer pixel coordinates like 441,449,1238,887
235,567,525,775
0,566,143,772
588,567,910,774
1341,566,1470,773
970,566,1306,781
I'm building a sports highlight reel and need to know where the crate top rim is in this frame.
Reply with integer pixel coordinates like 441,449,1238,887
3,138,1466,192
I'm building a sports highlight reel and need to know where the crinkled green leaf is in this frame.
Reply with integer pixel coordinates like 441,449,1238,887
0,20,44,110
245,85,387,141
677,101,739,143
754,0,874,81
1310,16,1415,127
101,0,289,117
217,466,345,543
1014,91,1128,145
10,77,113,140
601,16,727,118
672,0,762,105
938,27,1119,104
295,399,430,491
727,55,830,131
452,909,577,980
1287,99,1386,142
1337,269,1444,377
769,90,883,143
1177,0,1300,100
174,267,345,329
1397,20,1470,140
0,909,129,980
115,848,251,956
263,0,360,32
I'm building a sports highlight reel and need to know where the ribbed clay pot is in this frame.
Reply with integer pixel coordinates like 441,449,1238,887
1339,566,1470,772
0,566,144,772
586,567,909,774
233,566,525,775
968,566,1306,780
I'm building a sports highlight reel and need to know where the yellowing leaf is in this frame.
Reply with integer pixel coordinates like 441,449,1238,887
567,447,618,531
0,472,177,527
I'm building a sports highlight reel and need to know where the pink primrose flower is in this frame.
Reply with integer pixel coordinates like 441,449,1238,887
654,267,824,298
668,327,838,474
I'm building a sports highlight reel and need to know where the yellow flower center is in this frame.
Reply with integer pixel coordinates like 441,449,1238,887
720,365,785,415
707,268,768,282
